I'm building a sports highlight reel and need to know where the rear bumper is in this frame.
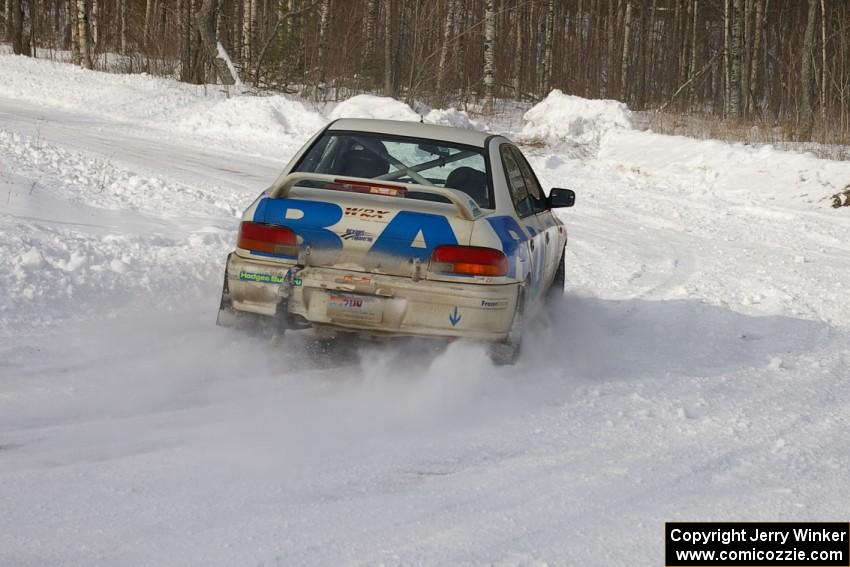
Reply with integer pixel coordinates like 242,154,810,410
225,253,518,340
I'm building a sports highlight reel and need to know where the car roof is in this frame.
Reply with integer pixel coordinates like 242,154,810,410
327,118,493,148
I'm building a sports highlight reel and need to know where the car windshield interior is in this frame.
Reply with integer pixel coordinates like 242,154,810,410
293,131,492,208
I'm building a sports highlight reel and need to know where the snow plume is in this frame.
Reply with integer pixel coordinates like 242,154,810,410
520,90,632,150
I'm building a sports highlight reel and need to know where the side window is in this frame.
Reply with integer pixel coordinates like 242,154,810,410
511,147,547,213
500,144,534,217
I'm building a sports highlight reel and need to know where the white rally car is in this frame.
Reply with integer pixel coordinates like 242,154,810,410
217,119,575,363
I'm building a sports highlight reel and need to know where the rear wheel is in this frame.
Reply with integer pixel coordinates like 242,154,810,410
215,270,286,336
489,285,525,366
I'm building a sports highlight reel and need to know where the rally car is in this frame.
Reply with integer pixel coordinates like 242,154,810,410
216,118,575,363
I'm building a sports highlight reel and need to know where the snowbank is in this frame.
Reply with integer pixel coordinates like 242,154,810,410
176,95,327,145
328,94,420,122
0,54,327,156
423,107,483,130
599,129,850,208
520,90,632,146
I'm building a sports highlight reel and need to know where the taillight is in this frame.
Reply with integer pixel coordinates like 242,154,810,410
430,245,508,277
237,222,298,257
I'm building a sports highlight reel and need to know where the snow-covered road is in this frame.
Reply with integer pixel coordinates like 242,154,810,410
2,58,850,566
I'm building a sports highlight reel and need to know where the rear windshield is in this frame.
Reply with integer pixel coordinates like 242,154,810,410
293,131,492,208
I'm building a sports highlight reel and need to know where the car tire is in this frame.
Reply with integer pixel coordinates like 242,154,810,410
215,271,285,336
547,249,566,303
489,284,525,366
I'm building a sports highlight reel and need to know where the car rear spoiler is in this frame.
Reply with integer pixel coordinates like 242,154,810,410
267,172,483,221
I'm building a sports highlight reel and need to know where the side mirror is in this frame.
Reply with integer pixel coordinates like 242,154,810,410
548,188,575,208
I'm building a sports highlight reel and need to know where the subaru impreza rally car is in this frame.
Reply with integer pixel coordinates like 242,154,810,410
217,118,575,363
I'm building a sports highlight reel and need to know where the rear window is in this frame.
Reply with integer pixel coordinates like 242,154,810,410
294,131,492,208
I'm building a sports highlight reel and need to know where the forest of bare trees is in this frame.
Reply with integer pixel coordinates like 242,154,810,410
3,0,850,142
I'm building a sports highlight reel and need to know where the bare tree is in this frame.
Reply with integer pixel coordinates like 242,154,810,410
195,0,236,85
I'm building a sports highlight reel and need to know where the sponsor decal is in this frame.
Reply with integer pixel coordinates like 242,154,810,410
240,271,284,284
255,198,458,259
344,207,392,221
480,299,508,309
341,228,375,242
337,274,372,285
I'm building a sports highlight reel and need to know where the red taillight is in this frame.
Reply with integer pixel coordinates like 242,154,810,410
430,245,508,277
330,179,407,197
237,221,298,257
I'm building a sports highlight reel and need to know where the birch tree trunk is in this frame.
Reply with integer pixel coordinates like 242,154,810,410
317,0,329,84
741,0,752,114
363,0,376,63
689,0,699,105
749,0,763,113
482,0,495,112
241,0,252,64
820,0,827,122
729,0,741,116
75,0,92,69
144,0,153,47
19,0,31,56
4,0,12,42
68,0,80,63
436,0,456,102
542,0,554,94
723,0,731,112
383,0,393,95
513,1,523,98
800,0,818,134
620,0,632,101
120,0,128,54
603,0,616,97
90,0,97,49
9,0,22,54
250,0,259,66
178,0,191,80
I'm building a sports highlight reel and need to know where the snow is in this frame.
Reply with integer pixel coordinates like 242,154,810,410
520,89,633,148
2,55,850,566
423,107,483,130
328,93,422,122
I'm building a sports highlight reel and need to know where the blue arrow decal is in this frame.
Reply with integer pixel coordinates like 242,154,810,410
449,306,461,327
